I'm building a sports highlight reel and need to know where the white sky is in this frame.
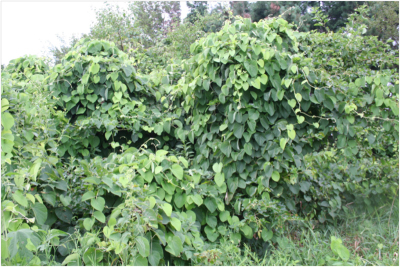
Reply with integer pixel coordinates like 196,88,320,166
1,1,193,65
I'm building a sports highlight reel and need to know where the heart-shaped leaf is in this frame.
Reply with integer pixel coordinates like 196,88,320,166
91,197,105,211
60,195,71,206
297,115,305,124
83,217,95,231
280,138,287,150
89,63,100,74
93,211,105,223
288,99,296,108
171,164,183,180
212,163,223,173
82,191,95,202
87,94,98,103
260,74,268,84
271,171,280,182
214,173,225,187
114,92,122,100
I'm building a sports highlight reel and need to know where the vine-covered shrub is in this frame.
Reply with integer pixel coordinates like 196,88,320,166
50,38,185,158
179,16,328,232
179,13,399,226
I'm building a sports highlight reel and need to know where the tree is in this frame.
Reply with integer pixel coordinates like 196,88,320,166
230,1,251,18
316,1,364,31
186,1,209,23
129,1,181,48
249,1,314,31
46,34,83,65
90,2,180,50
365,1,399,49
90,3,138,51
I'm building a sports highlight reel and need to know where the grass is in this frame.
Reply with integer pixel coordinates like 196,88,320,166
217,198,399,266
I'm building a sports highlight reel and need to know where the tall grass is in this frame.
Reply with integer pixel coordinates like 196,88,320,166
217,198,399,266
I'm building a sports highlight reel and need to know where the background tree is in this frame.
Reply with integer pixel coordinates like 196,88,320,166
230,1,251,18
186,1,209,23
317,1,364,31
365,1,399,49
129,1,181,48
45,34,83,65
90,3,137,51
249,1,314,31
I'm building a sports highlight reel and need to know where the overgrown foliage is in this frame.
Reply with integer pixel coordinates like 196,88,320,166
1,5,398,266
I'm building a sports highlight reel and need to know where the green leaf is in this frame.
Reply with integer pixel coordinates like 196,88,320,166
62,253,80,266
280,138,287,150
219,211,230,222
1,98,9,112
87,94,98,103
227,177,239,193
122,65,134,77
213,162,223,173
284,79,291,88
260,74,268,84
191,194,203,206
162,203,172,217
215,173,225,187
337,245,350,261
83,248,103,265
12,190,28,207
32,203,47,225
277,90,284,100
262,228,273,241
60,195,71,206
203,79,210,91
204,226,219,242
374,76,381,85
291,65,297,74
297,115,305,124
29,158,42,182
252,78,261,89
288,129,296,140
295,93,302,102
171,164,183,180
174,193,186,208
136,236,150,257
219,124,228,131
165,236,183,256
204,198,217,213
132,255,148,266
288,99,296,108
233,124,244,139
231,232,241,244
244,59,258,77
81,191,95,202
170,217,181,231
271,171,280,182
1,112,14,131
83,218,95,231
244,143,253,156
89,63,100,74
206,215,217,228
240,225,253,239
155,166,163,174
91,197,105,211
93,211,105,223
303,66,309,76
